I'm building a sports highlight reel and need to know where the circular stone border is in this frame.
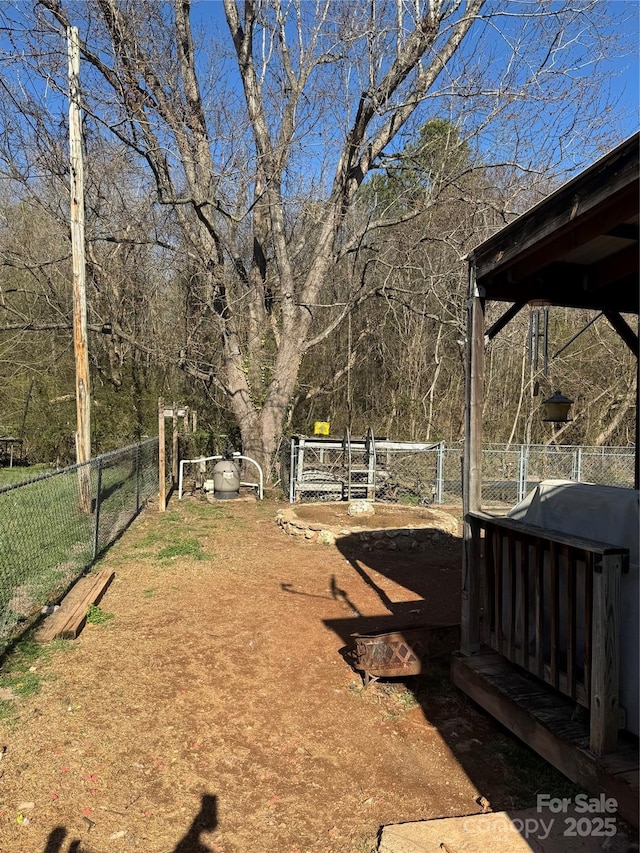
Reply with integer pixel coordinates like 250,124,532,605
276,502,460,550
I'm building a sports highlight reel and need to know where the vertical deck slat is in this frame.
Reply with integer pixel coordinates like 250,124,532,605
521,536,530,671
567,549,577,700
549,540,559,689
584,552,593,701
483,525,495,646
494,530,503,655
507,531,516,662
535,537,545,679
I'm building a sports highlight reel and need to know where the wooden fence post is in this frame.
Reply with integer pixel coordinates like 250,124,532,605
158,397,166,512
172,405,179,486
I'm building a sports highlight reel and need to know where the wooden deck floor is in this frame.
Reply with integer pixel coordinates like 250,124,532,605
451,649,639,827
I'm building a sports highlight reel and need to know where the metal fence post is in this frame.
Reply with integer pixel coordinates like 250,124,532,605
295,437,305,503
289,437,295,503
575,447,582,482
136,443,141,512
92,457,103,561
436,442,444,504
517,444,526,503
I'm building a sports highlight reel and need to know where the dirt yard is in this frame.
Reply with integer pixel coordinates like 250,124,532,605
0,496,580,853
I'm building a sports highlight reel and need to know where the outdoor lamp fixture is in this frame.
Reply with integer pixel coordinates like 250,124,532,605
542,390,573,423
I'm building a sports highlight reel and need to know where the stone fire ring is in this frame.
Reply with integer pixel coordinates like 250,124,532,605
276,502,460,550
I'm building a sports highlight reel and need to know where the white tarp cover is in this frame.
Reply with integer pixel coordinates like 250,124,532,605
508,480,639,736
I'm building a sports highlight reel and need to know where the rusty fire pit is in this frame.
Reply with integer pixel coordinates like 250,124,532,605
351,623,460,686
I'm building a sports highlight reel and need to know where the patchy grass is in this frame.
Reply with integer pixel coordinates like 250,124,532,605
133,531,165,549
5,670,41,698
86,604,114,625
0,699,15,724
157,537,206,561
0,633,74,724
180,500,231,521
0,464,50,488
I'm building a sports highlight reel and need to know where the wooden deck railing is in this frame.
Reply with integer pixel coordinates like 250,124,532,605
466,511,629,755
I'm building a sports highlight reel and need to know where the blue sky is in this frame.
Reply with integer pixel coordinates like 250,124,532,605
0,0,636,192
187,0,639,179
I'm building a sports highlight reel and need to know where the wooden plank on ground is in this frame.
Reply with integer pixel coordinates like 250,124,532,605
35,569,115,642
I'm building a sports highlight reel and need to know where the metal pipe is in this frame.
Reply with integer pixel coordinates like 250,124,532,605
289,437,295,503
232,453,264,500
436,441,444,505
178,454,264,500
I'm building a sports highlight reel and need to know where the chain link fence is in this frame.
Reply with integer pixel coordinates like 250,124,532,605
0,438,158,653
374,444,441,504
288,436,635,507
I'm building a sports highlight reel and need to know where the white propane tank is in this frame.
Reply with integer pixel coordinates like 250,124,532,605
212,459,240,499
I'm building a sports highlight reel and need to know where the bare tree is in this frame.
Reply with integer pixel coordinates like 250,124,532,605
0,0,633,476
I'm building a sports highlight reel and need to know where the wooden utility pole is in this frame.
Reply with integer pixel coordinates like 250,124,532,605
68,26,91,510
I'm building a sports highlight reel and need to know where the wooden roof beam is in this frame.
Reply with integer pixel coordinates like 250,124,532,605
602,311,639,358
485,301,526,342
481,261,638,314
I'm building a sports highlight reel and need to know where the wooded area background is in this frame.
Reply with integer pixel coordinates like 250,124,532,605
0,1,636,481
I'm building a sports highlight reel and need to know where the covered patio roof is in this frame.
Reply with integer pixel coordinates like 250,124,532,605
457,135,639,816
465,132,639,498
469,132,639,320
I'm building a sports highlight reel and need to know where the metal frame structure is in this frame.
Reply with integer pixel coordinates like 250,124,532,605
288,429,442,503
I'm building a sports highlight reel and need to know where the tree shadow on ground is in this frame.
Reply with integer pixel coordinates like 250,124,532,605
41,793,218,853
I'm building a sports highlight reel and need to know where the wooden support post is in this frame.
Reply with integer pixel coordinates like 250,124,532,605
633,350,640,489
158,397,166,512
590,552,623,756
461,264,485,654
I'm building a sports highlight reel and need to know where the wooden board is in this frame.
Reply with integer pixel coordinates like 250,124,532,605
35,568,115,642
452,651,639,827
